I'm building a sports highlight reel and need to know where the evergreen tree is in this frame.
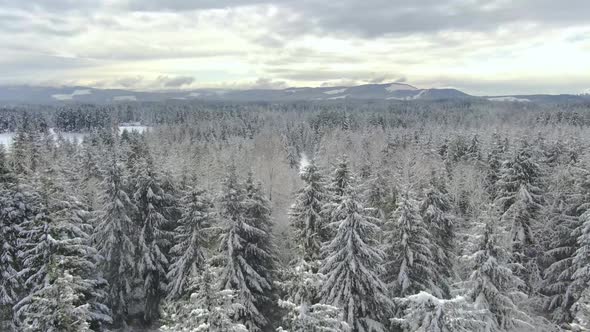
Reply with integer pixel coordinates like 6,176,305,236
16,169,110,330
571,210,590,323
216,166,274,331
0,184,38,328
20,268,92,332
0,144,15,184
570,287,590,331
289,160,329,263
320,184,392,332
363,170,395,223
486,134,508,197
10,126,30,177
278,260,349,332
384,185,441,298
161,266,248,332
468,207,530,331
133,157,173,324
419,174,455,298
167,188,215,300
392,292,487,332
542,167,580,323
495,142,544,292
323,156,353,228
327,156,353,200
93,149,138,326
466,134,482,161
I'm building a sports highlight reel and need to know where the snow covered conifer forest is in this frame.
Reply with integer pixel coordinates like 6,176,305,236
1,100,590,331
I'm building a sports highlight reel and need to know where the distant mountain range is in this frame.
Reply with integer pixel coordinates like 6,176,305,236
0,83,588,104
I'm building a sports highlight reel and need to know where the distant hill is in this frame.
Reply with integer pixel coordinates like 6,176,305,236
0,83,588,104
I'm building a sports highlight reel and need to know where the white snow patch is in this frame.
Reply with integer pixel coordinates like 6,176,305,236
581,88,590,95
188,92,201,97
323,88,347,95
488,96,531,102
385,83,417,92
51,89,92,100
113,95,137,101
386,96,407,100
299,152,310,175
326,94,348,100
0,132,13,147
410,90,427,100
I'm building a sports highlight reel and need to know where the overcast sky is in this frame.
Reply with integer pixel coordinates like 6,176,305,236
1,0,589,95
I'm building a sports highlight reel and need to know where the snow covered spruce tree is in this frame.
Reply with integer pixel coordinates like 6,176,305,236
161,265,247,332
570,287,590,331
20,266,92,332
167,188,215,300
323,156,354,228
0,182,38,327
419,173,455,298
363,170,394,223
319,180,392,332
132,156,175,324
392,291,487,332
278,260,349,332
16,168,110,330
289,158,329,264
243,171,277,295
495,141,544,292
571,209,590,324
92,146,139,327
541,166,581,324
383,165,441,299
468,206,530,331
0,144,15,184
216,166,275,331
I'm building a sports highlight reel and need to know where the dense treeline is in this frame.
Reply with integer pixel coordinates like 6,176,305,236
1,101,590,331
2,99,590,133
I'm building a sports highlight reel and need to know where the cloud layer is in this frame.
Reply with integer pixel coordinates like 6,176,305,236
0,0,589,94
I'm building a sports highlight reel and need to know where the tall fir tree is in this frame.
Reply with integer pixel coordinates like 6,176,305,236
542,166,581,324
486,134,508,198
20,268,92,332
216,166,275,331
323,156,354,229
419,173,455,298
571,209,590,324
93,147,138,327
161,265,248,332
384,185,441,298
289,160,329,263
167,188,215,300
468,206,530,331
495,141,544,292
16,168,110,330
320,183,392,332
0,184,38,328
133,157,173,324
392,291,487,332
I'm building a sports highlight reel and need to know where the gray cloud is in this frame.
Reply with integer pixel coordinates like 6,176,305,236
249,77,288,89
115,76,144,88
368,75,407,84
0,12,86,36
266,0,590,38
108,0,590,38
2,0,590,38
268,67,388,82
156,75,195,88
0,0,588,95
